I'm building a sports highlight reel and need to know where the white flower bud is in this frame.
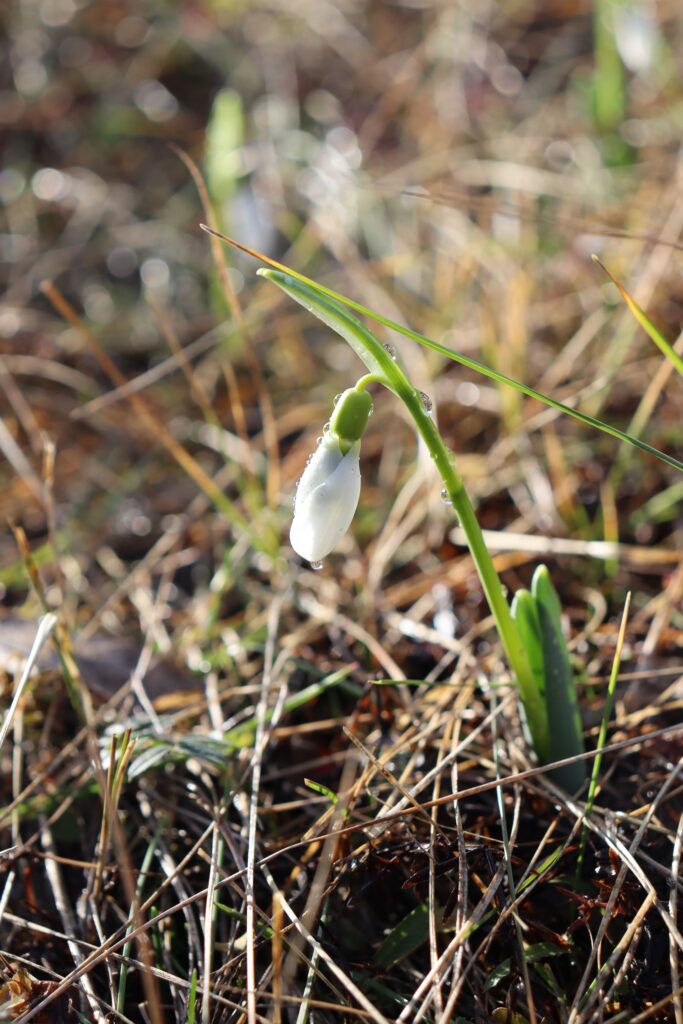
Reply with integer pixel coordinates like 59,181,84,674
290,434,361,563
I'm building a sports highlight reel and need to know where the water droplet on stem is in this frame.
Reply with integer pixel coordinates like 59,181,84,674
418,391,433,413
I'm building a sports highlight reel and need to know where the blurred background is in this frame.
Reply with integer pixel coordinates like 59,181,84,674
1,0,682,614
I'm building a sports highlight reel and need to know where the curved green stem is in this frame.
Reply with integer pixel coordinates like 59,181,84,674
354,373,383,392
261,268,550,761
402,387,550,762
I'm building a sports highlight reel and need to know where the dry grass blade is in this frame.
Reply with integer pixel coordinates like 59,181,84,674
671,812,683,1024
39,281,250,531
0,417,45,504
567,750,683,1022
70,325,227,422
200,821,220,1024
271,887,391,1024
245,594,287,1023
172,145,242,323
10,718,683,1023
576,592,632,874
490,690,538,1024
0,614,56,755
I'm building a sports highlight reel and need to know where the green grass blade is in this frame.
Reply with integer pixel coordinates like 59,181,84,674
253,263,682,473
373,902,432,968
593,256,683,379
304,778,339,803
295,898,330,1024
576,592,631,875
223,665,356,747
187,969,198,1024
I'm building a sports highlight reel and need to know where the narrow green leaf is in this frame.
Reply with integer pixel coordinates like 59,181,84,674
525,941,568,961
214,902,273,936
371,679,440,687
223,666,355,747
484,957,512,991
532,567,586,792
532,565,564,623
304,778,338,803
631,481,683,526
128,744,170,779
517,845,565,893
258,266,683,473
373,902,433,968
187,968,198,1024
594,256,683,379
511,589,546,701
258,269,399,391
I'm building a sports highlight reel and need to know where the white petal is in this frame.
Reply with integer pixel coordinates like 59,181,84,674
293,435,344,514
290,438,361,562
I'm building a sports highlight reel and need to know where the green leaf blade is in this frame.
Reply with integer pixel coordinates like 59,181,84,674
373,902,433,969
532,567,586,792
258,264,682,473
511,588,546,701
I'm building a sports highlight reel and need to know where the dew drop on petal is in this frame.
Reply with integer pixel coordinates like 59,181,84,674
323,421,331,433
383,343,397,361
440,487,452,505
418,391,433,414
309,560,324,571
316,436,324,445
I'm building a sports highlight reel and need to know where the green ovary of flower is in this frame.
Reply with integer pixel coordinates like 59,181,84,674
330,386,373,450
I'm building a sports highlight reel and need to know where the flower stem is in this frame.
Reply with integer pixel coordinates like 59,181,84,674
354,373,383,392
400,388,550,761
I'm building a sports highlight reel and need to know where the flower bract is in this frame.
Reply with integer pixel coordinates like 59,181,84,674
290,434,361,562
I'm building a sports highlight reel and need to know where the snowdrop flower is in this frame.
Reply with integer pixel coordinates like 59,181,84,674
290,434,361,562
290,385,373,564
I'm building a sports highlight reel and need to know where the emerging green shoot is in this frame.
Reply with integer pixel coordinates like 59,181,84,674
512,567,586,792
